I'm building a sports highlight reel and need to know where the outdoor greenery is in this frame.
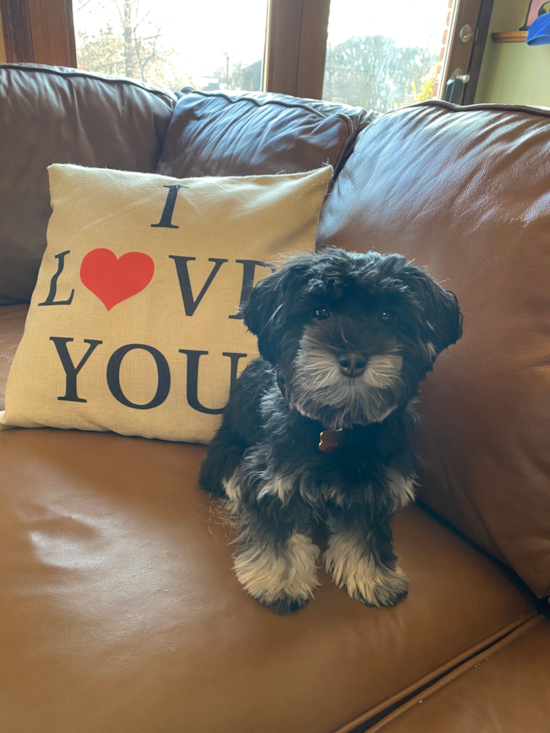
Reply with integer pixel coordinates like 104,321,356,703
323,35,437,113
76,0,194,90
411,67,438,103
75,0,262,92
76,1,438,107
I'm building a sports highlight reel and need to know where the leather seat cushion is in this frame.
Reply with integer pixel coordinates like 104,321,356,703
0,63,176,305
0,306,537,733
0,305,28,411
318,99,550,598
156,88,374,180
369,616,550,733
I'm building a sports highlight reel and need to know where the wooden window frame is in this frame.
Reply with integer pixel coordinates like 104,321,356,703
461,0,495,104
264,0,331,99
263,0,495,103
1,0,491,105
0,0,76,67
440,0,495,104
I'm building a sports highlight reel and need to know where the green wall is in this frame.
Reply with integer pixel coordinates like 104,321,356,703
476,0,550,106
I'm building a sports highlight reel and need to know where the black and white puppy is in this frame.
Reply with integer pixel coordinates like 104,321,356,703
200,248,462,615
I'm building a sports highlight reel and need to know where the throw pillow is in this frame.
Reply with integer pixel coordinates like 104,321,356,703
0,163,332,444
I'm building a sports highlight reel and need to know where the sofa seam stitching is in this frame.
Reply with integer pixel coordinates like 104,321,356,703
0,63,177,106
329,610,541,733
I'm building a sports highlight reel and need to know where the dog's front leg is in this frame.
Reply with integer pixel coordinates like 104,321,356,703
233,498,320,615
324,507,408,608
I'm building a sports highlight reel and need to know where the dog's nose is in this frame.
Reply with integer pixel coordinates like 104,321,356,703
337,352,367,377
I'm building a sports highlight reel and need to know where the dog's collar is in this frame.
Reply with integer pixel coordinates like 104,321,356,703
319,428,346,453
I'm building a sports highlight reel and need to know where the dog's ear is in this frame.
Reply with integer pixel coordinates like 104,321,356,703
239,257,312,365
239,268,287,365
411,270,463,359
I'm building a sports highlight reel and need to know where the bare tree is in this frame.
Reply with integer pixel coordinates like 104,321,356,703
75,0,194,90
324,36,436,113
215,55,262,92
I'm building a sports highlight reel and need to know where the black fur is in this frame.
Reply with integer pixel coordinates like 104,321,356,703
200,249,462,614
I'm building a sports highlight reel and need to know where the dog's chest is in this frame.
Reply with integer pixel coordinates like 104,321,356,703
294,462,377,510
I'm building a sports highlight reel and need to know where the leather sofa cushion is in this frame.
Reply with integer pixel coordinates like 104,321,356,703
0,392,537,732
371,616,550,733
0,63,176,306
156,88,373,180
319,100,550,598
0,305,26,412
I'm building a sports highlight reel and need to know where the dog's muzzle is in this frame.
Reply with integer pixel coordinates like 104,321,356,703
337,352,367,378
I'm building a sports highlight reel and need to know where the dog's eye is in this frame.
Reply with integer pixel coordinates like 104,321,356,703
312,307,331,321
379,311,395,324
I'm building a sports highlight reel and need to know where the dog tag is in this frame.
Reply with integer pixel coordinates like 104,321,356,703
319,428,345,453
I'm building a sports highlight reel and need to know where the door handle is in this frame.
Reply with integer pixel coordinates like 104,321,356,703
443,68,471,104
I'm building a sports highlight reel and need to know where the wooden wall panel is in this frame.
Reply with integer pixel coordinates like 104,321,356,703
28,0,76,67
0,0,76,67
0,0,34,62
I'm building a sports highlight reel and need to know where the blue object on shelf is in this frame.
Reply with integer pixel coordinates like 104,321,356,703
527,12,550,44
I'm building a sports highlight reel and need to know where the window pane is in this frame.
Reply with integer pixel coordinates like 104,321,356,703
73,0,268,93
322,0,453,113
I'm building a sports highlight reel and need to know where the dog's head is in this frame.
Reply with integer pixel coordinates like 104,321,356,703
241,249,462,429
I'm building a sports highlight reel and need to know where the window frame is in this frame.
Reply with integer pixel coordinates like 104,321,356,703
0,0,76,66
264,0,494,104
440,0,494,104
264,0,330,99
1,0,490,105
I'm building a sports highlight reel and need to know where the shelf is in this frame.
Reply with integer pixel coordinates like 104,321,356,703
492,31,528,43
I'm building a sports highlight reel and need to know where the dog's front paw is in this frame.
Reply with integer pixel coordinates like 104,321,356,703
325,537,408,607
262,595,310,616
356,563,408,607
233,533,320,615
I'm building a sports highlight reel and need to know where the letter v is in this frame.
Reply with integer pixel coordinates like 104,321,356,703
169,256,228,316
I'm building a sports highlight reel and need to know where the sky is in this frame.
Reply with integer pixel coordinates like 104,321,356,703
73,0,450,82
327,0,449,53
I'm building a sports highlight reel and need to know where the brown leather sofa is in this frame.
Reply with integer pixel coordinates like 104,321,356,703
0,63,549,733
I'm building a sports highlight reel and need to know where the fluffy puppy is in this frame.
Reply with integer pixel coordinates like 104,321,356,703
200,248,462,615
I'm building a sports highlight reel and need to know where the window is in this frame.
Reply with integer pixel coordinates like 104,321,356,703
72,0,269,93
0,0,491,104
322,0,453,112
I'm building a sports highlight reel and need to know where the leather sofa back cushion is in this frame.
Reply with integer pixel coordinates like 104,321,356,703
0,164,331,444
156,89,374,179
319,100,550,598
0,64,176,306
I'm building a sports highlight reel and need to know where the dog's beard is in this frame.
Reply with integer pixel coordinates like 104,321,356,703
286,327,405,429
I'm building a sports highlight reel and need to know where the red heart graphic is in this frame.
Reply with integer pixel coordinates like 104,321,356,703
80,249,155,311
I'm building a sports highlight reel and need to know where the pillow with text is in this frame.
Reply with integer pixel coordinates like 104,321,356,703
0,164,332,443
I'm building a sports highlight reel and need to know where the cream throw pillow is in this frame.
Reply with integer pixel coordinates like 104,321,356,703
0,164,332,444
